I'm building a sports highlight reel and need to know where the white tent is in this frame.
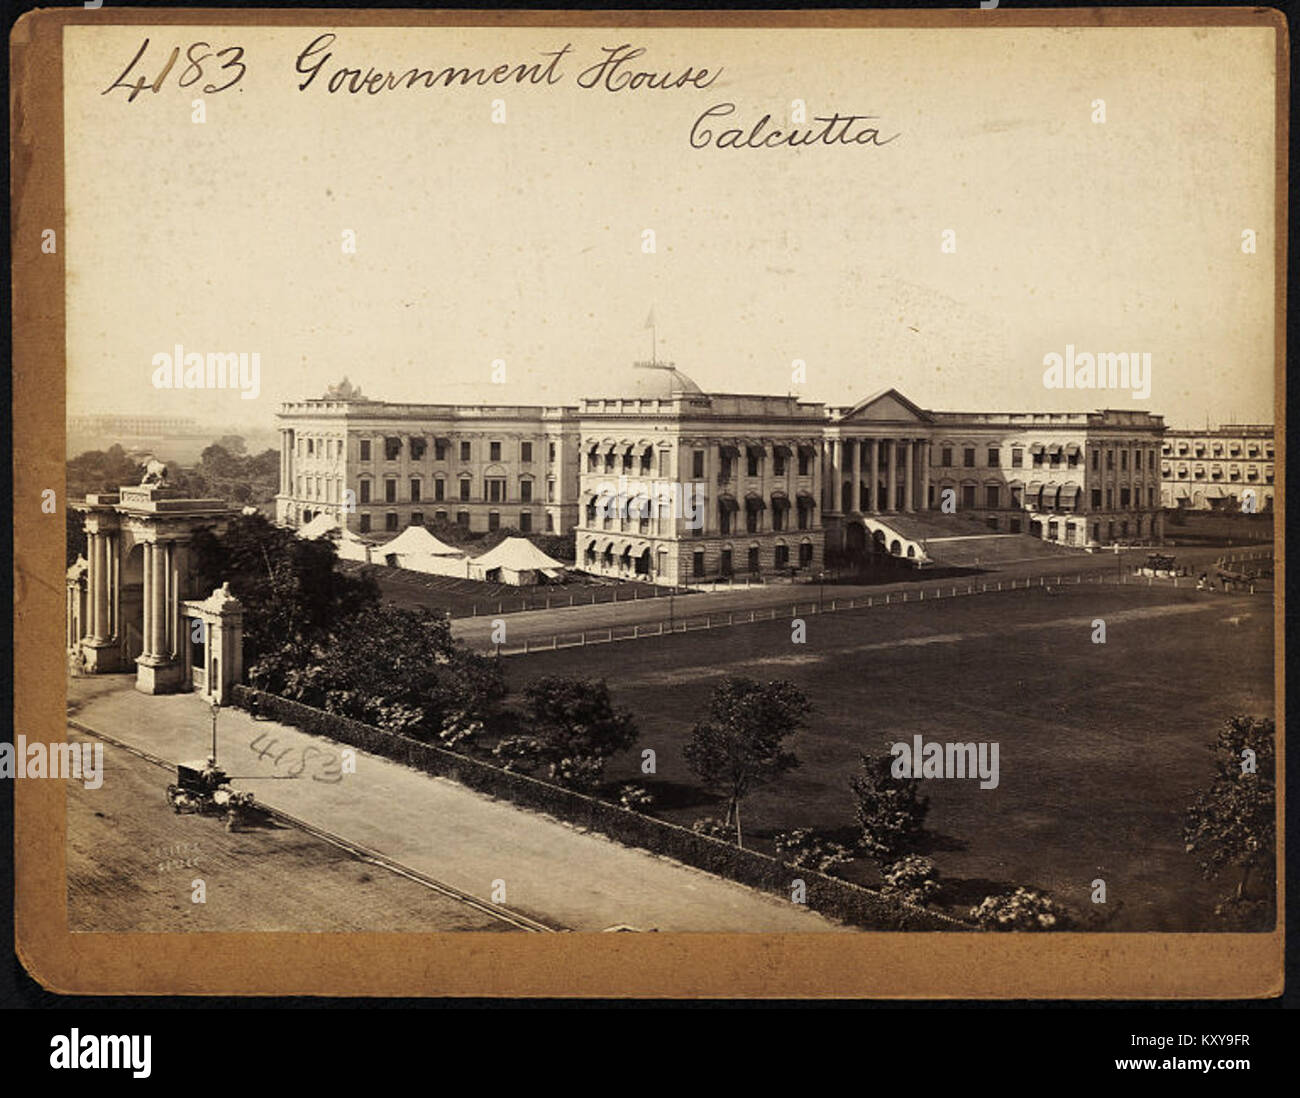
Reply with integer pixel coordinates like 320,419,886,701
376,525,471,577
296,514,374,563
469,537,567,586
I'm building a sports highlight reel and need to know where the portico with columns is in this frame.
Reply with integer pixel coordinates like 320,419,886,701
70,477,237,695
823,389,934,552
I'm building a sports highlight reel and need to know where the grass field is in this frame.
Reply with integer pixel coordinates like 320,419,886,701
502,583,1275,931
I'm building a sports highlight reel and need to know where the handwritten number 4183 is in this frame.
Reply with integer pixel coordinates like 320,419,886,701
103,38,247,101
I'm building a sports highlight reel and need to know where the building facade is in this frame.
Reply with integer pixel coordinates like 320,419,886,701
573,366,827,585
275,380,581,537
275,370,1170,584
1160,424,1275,512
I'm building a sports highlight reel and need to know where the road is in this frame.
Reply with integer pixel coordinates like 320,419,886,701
450,543,1271,650
66,676,845,934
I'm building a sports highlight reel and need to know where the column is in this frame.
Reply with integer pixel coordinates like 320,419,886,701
109,533,119,641
885,438,897,512
141,544,155,658
870,438,880,512
154,542,170,659
85,534,101,642
920,439,930,510
903,440,915,512
171,542,188,660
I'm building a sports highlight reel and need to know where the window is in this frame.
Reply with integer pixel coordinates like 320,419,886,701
385,437,401,461
799,542,813,567
434,478,445,502
434,440,447,461
385,479,397,503
410,479,421,502
519,512,532,533
693,551,705,577
1134,449,1142,470
1105,488,1113,509
693,451,705,478
962,484,976,509
797,500,812,531
546,479,555,502
520,441,532,463
987,448,999,467
459,478,471,501
456,511,469,527
549,442,556,463
747,450,761,477
658,450,669,477
747,547,760,572
410,437,427,461
774,452,786,477
307,438,314,456
488,511,500,532
1011,448,1023,468
1120,487,1131,508
1032,450,1044,467
360,440,371,462
798,450,812,476
1009,517,1021,533
775,544,789,568
434,510,447,523
1120,449,1128,471
941,447,953,467
1091,449,1099,470
489,441,502,461
546,513,554,532
487,479,505,503
986,485,1000,508
1091,488,1102,509
963,448,975,468
359,513,371,533
720,507,733,536
460,441,471,462
359,480,371,504
720,549,733,575
640,448,653,474
385,512,398,531
1107,449,1114,470
410,512,423,527
519,479,532,502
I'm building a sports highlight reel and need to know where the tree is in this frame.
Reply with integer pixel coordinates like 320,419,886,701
189,513,379,671
66,444,143,499
1183,715,1276,904
848,752,929,865
682,676,807,845
519,676,639,792
275,603,505,737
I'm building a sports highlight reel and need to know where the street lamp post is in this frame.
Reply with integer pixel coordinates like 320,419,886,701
818,570,825,612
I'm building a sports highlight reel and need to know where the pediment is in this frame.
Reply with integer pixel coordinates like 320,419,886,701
839,388,932,423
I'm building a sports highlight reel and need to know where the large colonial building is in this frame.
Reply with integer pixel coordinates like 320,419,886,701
275,378,581,537
275,368,1169,584
1159,424,1275,512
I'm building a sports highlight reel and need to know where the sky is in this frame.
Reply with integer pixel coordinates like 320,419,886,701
64,23,1278,432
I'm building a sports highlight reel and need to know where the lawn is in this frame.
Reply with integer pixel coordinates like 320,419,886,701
501,583,1275,931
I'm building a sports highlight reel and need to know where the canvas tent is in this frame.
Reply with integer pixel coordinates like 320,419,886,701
376,525,470,577
296,514,374,563
468,537,567,586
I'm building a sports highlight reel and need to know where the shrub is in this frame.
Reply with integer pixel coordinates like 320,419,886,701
969,887,1072,931
848,752,929,865
691,817,735,842
493,735,543,773
617,783,655,814
880,854,941,906
772,828,855,876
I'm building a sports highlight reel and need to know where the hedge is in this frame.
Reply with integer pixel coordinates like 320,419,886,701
232,685,967,931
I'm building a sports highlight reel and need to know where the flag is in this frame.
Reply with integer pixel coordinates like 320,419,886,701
644,307,656,330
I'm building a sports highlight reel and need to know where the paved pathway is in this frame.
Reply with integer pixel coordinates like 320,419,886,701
66,677,843,933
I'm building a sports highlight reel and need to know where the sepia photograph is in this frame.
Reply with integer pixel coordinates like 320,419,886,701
11,6,1284,1000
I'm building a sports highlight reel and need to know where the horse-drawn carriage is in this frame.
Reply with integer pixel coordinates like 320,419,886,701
166,757,255,831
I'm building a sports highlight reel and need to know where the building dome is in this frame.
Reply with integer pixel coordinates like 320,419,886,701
588,363,705,399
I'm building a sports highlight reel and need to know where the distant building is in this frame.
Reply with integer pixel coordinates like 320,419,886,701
276,369,1170,584
1160,424,1275,512
275,384,581,537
